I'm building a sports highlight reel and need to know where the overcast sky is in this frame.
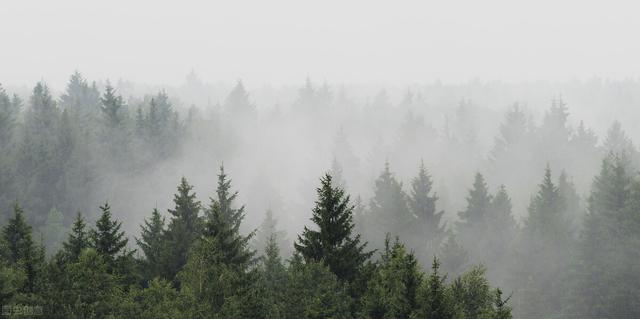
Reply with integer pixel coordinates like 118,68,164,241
2,0,639,89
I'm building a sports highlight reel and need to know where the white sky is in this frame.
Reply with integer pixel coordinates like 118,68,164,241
2,0,640,89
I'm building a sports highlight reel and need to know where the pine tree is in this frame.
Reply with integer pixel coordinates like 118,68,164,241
295,173,372,283
56,213,89,266
484,185,516,271
368,162,411,246
179,167,263,317
254,209,289,258
571,153,636,318
261,234,287,318
439,232,469,279
360,238,422,319
408,161,445,257
203,165,254,267
39,208,67,257
100,83,124,127
413,257,456,319
61,248,122,317
283,259,351,319
137,208,166,281
2,203,44,294
90,202,129,269
224,80,254,115
456,173,492,261
163,177,201,281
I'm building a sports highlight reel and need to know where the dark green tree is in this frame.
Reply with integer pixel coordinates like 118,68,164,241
136,208,166,281
360,238,422,319
90,202,129,270
295,173,372,283
163,177,201,281
61,212,90,263
413,257,457,319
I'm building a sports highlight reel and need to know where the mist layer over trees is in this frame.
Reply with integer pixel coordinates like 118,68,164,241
1,71,640,318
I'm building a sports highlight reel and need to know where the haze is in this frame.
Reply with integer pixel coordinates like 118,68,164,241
3,0,640,88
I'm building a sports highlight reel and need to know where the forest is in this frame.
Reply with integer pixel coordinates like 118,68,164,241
1,72,640,318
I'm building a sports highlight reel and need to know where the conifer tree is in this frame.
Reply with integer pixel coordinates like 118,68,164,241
2,203,45,294
203,165,254,267
408,161,445,256
456,173,492,261
136,208,166,281
254,208,289,258
368,162,411,246
224,80,254,116
163,177,201,280
413,257,456,319
62,212,90,263
90,202,129,269
360,238,422,319
439,232,469,279
295,173,372,283
100,83,124,127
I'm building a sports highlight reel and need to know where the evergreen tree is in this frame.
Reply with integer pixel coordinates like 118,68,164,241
38,208,67,257
360,238,422,319
295,174,372,283
408,161,445,257
2,203,43,294
368,162,411,247
254,208,289,259
136,208,166,281
203,165,254,267
61,248,122,318
412,257,457,319
163,177,201,281
90,202,129,269
283,259,351,319
224,80,254,116
439,232,469,279
456,173,492,261
100,83,124,127
571,153,637,318
261,234,287,319
61,212,90,263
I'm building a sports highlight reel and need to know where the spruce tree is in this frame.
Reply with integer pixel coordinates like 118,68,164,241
413,257,456,319
295,173,372,283
408,161,445,256
163,177,201,281
254,208,289,258
203,165,254,267
61,212,90,262
360,238,422,319
224,80,254,116
456,173,492,261
100,83,124,127
2,203,43,294
368,162,411,247
136,208,166,281
90,202,129,269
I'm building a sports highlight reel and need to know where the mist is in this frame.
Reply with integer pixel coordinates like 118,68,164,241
1,1,640,318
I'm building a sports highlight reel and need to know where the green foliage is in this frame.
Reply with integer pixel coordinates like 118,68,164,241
283,259,352,319
61,212,90,263
360,238,422,319
163,177,202,281
295,173,372,283
412,257,458,319
90,202,129,268
120,278,189,319
61,248,122,318
136,207,166,281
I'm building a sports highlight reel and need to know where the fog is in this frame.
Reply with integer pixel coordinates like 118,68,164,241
2,2,640,318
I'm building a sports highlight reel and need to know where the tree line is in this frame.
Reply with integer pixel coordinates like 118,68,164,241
1,167,512,318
